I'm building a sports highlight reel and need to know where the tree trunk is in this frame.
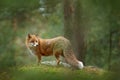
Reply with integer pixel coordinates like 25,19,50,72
73,0,86,63
108,32,112,70
64,0,86,64
64,0,74,39
12,16,18,31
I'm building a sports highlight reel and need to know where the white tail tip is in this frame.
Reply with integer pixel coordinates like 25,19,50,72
78,61,84,69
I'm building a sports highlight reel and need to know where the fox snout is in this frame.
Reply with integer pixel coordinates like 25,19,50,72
29,42,38,47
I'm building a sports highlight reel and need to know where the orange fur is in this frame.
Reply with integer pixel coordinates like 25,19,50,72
26,34,84,69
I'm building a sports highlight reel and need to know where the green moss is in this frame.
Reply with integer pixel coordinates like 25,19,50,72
11,65,106,80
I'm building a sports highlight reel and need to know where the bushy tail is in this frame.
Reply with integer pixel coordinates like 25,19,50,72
63,46,84,69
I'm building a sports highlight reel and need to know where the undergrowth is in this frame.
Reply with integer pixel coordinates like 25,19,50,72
11,65,106,80
0,64,119,80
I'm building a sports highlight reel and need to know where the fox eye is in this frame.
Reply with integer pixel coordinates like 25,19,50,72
35,40,37,42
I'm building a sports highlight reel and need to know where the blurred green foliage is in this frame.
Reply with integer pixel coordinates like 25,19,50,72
0,21,16,70
0,0,40,20
81,0,120,68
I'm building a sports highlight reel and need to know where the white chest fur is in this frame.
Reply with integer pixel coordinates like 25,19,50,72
28,48,36,56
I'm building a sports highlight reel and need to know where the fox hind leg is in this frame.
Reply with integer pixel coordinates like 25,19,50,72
55,54,60,65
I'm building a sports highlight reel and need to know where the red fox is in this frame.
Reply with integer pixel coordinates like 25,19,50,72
26,34,84,69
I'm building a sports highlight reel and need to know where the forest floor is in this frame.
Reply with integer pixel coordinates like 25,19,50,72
12,65,105,80
0,62,118,80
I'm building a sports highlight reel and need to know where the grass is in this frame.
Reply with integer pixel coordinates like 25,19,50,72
0,62,119,80
10,64,107,80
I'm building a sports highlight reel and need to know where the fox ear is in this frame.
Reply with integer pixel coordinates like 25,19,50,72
35,34,39,37
28,34,31,38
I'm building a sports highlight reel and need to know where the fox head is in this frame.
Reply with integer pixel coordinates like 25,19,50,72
26,34,39,47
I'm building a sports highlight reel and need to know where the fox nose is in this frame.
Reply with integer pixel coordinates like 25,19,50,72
33,42,38,46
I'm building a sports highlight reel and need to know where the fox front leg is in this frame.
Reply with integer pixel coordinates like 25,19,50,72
37,55,41,65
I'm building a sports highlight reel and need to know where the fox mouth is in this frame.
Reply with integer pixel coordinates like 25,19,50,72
29,42,38,47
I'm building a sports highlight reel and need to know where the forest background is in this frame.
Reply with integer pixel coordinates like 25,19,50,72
0,0,120,80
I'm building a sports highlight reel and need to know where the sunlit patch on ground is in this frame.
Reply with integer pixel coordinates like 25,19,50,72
41,60,71,67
